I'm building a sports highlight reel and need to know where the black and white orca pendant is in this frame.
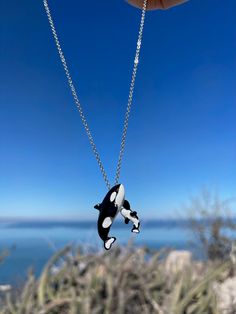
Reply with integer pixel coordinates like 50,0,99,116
94,184,140,250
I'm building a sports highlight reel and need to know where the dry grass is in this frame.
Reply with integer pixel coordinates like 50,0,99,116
0,245,234,314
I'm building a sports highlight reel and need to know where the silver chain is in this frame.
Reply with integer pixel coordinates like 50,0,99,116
43,0,147,190
114,0,147,184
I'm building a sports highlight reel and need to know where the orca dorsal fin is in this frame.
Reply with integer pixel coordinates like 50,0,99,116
123,200,131,210
94,203,101,210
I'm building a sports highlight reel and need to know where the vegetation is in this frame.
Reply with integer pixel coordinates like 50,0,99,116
0,245,235,314
186,188,236,261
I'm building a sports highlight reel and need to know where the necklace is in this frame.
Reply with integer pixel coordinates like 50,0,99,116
43,0,147,250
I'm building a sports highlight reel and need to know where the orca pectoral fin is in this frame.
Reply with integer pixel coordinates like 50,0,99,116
124,217,130,224
94,203,101,210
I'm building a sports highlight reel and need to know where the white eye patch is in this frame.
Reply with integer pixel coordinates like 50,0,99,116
110,192,117,202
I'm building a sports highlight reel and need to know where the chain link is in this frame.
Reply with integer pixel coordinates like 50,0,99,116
43,0,147,189
115,0,147,184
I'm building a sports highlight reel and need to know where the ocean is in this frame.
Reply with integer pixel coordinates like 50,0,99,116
0,220,195,285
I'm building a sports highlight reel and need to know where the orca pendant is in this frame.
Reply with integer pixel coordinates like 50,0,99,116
94,184,141,250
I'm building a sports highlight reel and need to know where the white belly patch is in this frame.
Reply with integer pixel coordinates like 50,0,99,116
102,217,112,228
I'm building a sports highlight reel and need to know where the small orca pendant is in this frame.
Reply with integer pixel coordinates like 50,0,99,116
94,184,141,250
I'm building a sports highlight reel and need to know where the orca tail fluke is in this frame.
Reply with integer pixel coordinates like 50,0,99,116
131,222,140,233
104,237,116,250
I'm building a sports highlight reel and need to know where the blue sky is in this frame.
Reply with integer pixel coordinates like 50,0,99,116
0,0,236,219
